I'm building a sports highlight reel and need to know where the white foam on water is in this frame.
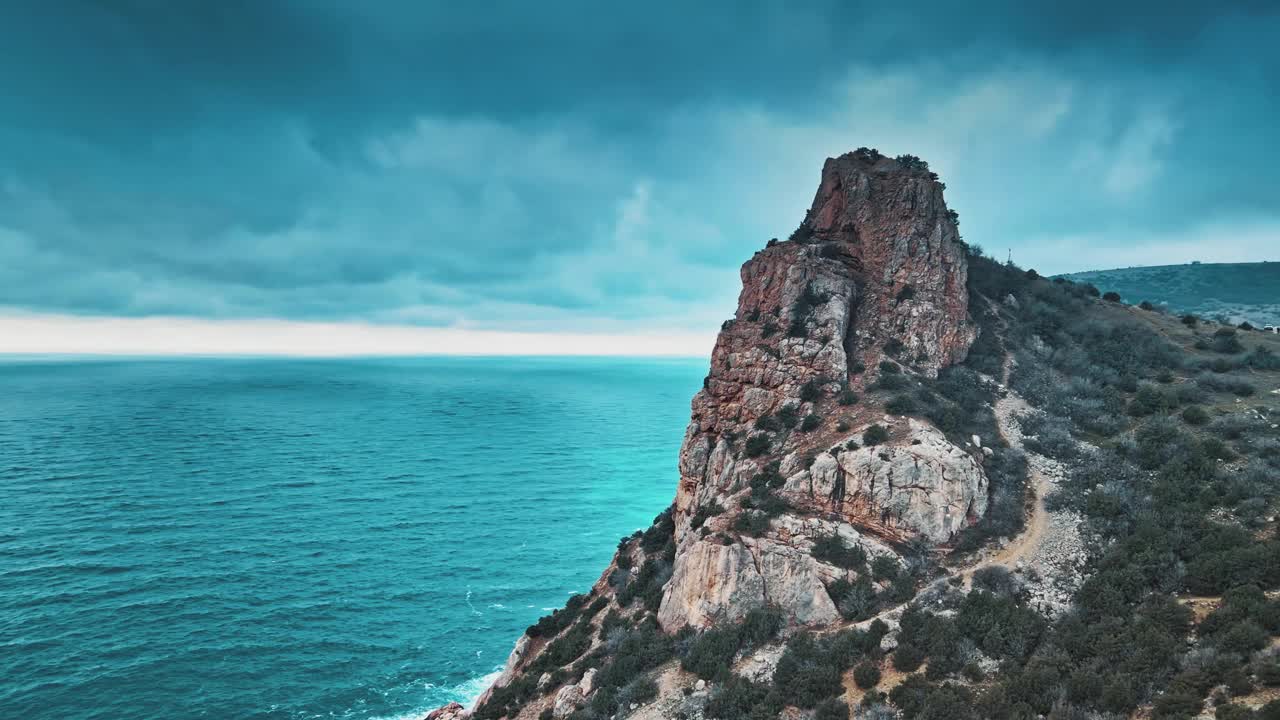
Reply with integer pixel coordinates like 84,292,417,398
354,664,503,720
409,666,503,716
459,668,503,709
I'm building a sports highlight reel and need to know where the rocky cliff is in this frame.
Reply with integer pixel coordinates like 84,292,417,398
439,149,987,720
432,151,1280,720
664,149,979,632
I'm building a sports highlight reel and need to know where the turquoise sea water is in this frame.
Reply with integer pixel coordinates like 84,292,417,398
0,356,703,720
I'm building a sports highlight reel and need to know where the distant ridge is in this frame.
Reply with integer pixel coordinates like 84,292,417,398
1060,261,1280,325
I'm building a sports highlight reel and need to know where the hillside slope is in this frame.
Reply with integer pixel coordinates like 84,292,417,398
1062,262,1280,326
427,153,1280,720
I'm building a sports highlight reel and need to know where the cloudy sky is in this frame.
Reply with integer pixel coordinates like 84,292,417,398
1,1,1277,355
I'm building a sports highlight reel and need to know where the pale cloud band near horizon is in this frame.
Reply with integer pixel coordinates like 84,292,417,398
0,313,715,358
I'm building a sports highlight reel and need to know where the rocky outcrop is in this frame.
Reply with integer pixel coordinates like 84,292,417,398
657,513,901,631
804,152,974,371
661,150,980,631
426,703,468,720
550,668,597,718
424,150,985,719
785,419,988,545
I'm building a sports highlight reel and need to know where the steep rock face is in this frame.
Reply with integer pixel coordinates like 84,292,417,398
429,150,986,719
657,513,899,630
783,419,988,545
804,152,974,371
662,150,980,631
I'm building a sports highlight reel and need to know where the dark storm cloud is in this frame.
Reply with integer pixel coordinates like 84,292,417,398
1,1,1277,332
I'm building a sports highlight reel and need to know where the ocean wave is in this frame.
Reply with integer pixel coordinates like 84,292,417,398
336,666,503,720
458,669,503,708
414,667,502,714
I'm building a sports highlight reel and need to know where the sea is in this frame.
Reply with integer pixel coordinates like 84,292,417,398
0,356,705,720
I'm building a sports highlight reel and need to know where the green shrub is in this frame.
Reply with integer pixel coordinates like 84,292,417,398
814,698,850,720
527,594,589,637
838,388,859,405
745,434,771,457
801,378,823,402
863,424,890,445
972,566,1019,597
1198,373,1256,396
640,507,675,552
733,511,771,537
704,675,779,720
871,555,900,582
1103,291,1122,302
527,619,594,672
827,575,877,621
619,676,658,706
879,360,901,374
689,502,725,530
886,395,916,415
773,634,845,708
789,283,827,338
1129,381,1178,416
896,154,930,172
1258,660,1280,686
682,626,746,681
1212,329,1245,354
811,534,867,569
853,661,882,689
755,414,781,431
874,373,910,391
800,413,822,432
1182,405,1210,425
616,556,670,610
1216,703,1257,720
890,675,979,719
893,643,925,672
1153,690,1205,719
1248,347,1280,370
955,591,1046,661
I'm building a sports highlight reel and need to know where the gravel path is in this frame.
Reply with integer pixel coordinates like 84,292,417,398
960,352,1088,615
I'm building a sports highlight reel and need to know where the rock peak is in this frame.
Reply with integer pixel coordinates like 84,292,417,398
802,149,950,242
660,148,980,630
797,149,973,370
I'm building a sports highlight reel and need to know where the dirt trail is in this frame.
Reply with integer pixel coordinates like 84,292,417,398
959,352,1052,586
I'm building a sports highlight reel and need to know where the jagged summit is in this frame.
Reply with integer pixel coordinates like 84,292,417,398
801,148,973,372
